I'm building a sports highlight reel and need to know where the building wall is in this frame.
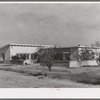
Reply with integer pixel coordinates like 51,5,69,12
0,46,10,61
10,46,39,59
70,47,78,61
0,44,54,64
39,48,70,61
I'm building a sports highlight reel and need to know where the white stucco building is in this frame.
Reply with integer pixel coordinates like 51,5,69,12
0,43,53,64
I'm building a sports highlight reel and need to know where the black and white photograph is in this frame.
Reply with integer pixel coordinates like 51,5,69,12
0,2,100,88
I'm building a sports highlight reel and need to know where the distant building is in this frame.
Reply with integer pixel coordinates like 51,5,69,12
39,45,100,67
0,43,54,64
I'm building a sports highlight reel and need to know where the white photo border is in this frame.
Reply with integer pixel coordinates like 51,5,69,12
0,1,99,99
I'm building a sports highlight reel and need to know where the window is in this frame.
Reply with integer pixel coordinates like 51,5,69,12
63,52,70,60
1,53,5,60
26,54,29,59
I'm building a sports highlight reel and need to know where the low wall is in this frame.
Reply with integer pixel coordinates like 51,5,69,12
69,61,81,67
40,60,99,68
81,60,98,67
40,60,69,67
0,60,34,65
10,60,23,65
23,60,33,65
69,60,98,67
4,60,11,64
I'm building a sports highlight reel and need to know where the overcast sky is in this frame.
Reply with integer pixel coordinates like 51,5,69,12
0,3,100,47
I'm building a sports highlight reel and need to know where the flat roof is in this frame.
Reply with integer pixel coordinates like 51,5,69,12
0,43,54,50
0,43,100,50
40,45,100,50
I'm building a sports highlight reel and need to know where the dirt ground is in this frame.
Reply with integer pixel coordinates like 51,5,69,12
0,70,94,88
0,64,100,88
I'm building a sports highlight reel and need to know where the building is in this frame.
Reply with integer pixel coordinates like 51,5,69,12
39,45,100,67
0,43,54,64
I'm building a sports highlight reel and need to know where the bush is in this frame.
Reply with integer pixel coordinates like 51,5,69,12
68,72,100,85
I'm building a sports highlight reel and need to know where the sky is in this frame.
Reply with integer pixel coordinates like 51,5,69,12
0,3,100,47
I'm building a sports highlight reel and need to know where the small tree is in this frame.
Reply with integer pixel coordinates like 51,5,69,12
45,48,54,72
46,57,53,72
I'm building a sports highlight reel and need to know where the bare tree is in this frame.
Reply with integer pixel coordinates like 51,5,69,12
46,58,53,72
45,48,54,72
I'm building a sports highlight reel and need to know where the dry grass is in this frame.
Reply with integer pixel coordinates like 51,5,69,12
1,64,100,85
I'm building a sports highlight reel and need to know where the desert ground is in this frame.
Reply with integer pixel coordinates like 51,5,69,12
0,63,100,88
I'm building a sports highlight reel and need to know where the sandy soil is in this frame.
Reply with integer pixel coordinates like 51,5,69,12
0,70,99,88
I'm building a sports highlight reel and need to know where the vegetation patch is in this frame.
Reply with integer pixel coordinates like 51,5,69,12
68,72,100,85
1,65,100,85
0,67,43,77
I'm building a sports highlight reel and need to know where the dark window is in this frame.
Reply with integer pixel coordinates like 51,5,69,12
1,53,5,60
63,52,70,60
